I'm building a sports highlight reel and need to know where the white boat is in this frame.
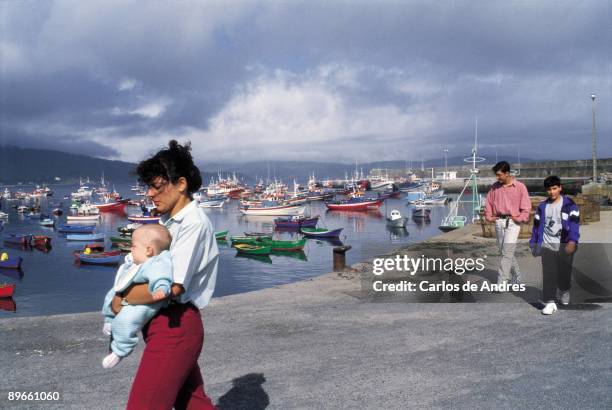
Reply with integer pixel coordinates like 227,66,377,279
2,188,12,200
67,214,101,222
39,218,55,227
199,199,225,208
17,206,28,213
0,211,8,219
386,209,408,228
239,204,306,216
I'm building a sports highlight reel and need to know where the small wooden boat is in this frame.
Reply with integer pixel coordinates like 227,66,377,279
28,212,41,219
0,254,22,269
67,214,101,222
325,198,383,211
93,201,126,213
16,206,28,213
0,211,8,219
117,223,141,235
110,236,132,244
199,199,225,208
239,203,306,216
51,208,63,216
3,234,31,247
0,283,16,298
244,231,271,237
75,251,122,265
273,215,319,228
300,227,343,238
67,233,105,242
438,216,467,232
214,230,229,240
58,224,96,233
127,214,161,224
258,237,307,251
386,209,408,228
32,235,52,247
230,235,270,246
234,243,272,255
39,218,55,227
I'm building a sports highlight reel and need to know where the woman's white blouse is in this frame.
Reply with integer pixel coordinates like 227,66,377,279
161,200,219,308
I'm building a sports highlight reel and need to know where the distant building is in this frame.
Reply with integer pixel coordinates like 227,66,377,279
435,171,457,180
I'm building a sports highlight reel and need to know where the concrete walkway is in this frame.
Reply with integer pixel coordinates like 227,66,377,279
1,214,611,409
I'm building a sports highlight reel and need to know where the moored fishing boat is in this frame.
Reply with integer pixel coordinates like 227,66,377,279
117,223,141,235
258,237,307,251
3,234,32,247
75,251,122,265
0,283,16,298
239,203,306,216
273,215,319,229
234,243,272,255
214,230,229,240
93,201,126,213
110,236,132,244
58,224,96,233
325,198,383,211
32,235,52,247
300,227,343,238
0,254,22,269
127,214,161,224
67,214,101,223
230,235,271,246
386,209,408,228
39,218,55,227
67,233,105,242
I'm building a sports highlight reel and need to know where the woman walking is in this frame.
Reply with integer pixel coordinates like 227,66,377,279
112,140,218,409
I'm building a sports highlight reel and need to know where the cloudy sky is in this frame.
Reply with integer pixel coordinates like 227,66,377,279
1,0,610,164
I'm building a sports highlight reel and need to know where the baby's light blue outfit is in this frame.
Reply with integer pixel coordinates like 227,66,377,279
102,250,173,357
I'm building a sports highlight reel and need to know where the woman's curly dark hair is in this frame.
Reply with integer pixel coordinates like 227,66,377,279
136,140,202,195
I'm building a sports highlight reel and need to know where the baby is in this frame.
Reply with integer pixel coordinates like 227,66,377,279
101,224,173,368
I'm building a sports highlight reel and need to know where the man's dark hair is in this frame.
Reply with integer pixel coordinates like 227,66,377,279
544,175,562,189
492,161,511,174
136,140,202,195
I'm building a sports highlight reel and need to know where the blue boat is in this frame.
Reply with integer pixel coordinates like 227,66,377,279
66,233,105,242
76,252,121,265
3,234,32,247
0,255,23,269
58,224,96,233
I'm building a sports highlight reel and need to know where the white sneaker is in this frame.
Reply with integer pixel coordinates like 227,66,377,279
102,352,122,369
542,302,558,315
102,322,112,336
559,291,570,306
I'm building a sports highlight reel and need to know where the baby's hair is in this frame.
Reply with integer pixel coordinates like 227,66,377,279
135,224,172,253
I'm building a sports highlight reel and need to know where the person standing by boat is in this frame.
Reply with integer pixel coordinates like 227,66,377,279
110,140,218,409
484,161,531,286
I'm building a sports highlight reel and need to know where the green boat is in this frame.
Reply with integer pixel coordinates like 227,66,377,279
230,235,271,246
258,237,306,251
234,243,272,255
215,230,229,240
110,236,132,244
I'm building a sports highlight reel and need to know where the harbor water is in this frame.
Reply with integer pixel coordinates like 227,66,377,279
0,184,473,317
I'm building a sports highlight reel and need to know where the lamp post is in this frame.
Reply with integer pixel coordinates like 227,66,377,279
443,147,448,180
590,94,597,182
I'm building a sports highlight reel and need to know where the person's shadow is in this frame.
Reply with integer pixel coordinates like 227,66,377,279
217,373,269,410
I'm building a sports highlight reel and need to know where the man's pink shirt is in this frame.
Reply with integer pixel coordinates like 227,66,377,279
484,179,531,222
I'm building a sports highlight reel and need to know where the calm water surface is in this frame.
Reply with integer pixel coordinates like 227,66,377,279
0,184,472,317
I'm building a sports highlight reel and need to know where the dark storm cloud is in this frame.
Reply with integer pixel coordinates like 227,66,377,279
0,0,610,162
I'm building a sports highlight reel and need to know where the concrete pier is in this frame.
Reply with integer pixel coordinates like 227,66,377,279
1,214,611,409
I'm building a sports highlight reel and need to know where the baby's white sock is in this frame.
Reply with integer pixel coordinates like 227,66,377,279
102,352,122,369
102,323,112,336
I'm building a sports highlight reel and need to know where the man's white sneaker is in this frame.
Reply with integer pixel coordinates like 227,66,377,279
542,302,558,315
559,291,570,306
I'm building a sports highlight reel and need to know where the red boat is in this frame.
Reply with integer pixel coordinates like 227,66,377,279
0,283,16,298
94,201,126,213
33,235,52,247
325,198,384,211
0,298,16,312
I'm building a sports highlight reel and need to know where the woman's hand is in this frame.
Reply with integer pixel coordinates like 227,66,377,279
111,294,123,314
122,283,156,304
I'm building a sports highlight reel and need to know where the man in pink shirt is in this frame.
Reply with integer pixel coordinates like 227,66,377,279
484,161,531,286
